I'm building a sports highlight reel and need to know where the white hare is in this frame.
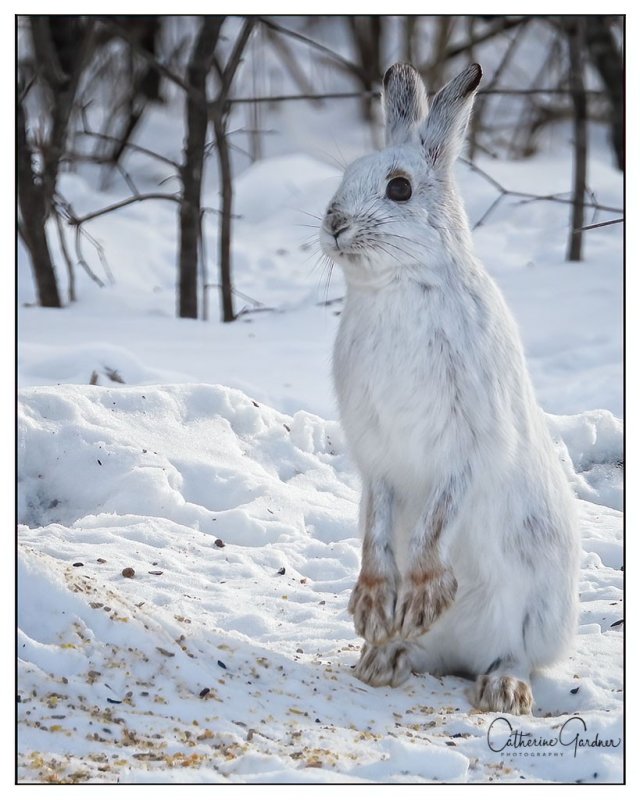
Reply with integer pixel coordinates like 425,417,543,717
320,63,579,715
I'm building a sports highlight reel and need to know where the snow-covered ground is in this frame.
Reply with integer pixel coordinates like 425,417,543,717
18,384,622,783
17,21,623,783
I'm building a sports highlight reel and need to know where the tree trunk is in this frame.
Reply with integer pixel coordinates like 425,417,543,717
213,111,235,323
178,18,223,319
566,18,588,262
211,17,255,323
348,16,383,122
584,16,624,171
21,16,97,306
32,17,93,208
17,100,61,307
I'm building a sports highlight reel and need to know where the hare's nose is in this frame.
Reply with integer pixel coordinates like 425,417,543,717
333,224,350,244
327,210,350,235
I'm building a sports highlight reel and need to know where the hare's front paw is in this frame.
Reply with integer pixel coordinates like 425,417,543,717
353,641,412,688
348,572,397,645
473,674,533,715
395,565,457,640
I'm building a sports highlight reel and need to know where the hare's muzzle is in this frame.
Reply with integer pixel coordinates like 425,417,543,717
322,206,355,252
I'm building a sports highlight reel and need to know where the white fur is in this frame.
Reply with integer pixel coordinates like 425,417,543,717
320,64,579,710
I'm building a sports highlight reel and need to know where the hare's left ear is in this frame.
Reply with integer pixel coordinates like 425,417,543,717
419,64,482,168
382,63,428,147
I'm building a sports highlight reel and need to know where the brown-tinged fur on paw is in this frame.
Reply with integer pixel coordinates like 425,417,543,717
353,641,412,688
348,572,397,645
394,565,458,640
474,674,533,715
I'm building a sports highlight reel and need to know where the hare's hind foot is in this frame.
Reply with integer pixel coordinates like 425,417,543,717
395,565,457,640
473,672,533,715
353,641,412,688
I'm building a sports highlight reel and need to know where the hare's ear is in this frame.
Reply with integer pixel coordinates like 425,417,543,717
419,64,482,168
382,63,428,147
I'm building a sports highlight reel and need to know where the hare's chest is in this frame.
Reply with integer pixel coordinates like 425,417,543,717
333,292,460,480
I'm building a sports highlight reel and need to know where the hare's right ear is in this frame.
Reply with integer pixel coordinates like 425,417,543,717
382,63,428,147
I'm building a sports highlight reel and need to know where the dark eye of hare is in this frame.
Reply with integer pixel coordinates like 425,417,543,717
386,176,412,202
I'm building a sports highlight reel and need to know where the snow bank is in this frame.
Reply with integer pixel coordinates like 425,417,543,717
548,410,623,511
17,384,622,783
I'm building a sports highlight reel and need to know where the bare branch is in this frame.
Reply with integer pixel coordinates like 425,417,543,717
67,193,180,226
227,86,606,105
461,157,622,230
258,17,367,84
263,23,318,100
421,17,527,68
218,17,256,100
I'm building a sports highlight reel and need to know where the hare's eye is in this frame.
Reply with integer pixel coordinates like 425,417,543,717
386,176,412,202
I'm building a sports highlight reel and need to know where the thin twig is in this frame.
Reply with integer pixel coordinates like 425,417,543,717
512,192,621,213
576,217,623,232
81,228,115,285
201,206,242,220
75,130,180,168
116,162,139,196
204,282,264,307
18,70,39,104
74,227,105,288
235,304,278,317
473,195,505,230
460,158,505,193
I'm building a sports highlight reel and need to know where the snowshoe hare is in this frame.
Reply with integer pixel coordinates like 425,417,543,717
320,63,579,715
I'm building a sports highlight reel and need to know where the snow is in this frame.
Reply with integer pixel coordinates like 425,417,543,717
17,384,622,783
17,20,623,783
548,410,623,512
